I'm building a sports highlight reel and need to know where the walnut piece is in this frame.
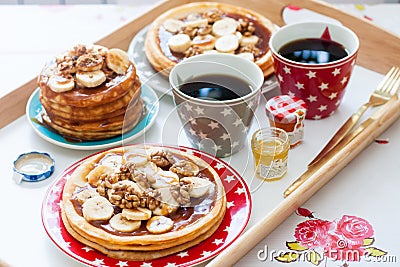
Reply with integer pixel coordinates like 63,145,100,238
239,44,260,56
170,160,200,176
108,181,141,209
197,25,212,36
170,182,191,205
237,18,256,36
184,46,203,58
96,163,134,196
203,9,223,23
180,26,198,39
140,188,162,210
150,150,175,168
131,169,151,189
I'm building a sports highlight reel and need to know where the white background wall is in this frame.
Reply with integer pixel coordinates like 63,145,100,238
0,0,399,5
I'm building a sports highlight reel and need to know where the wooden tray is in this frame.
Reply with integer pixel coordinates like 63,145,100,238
1,1,399,266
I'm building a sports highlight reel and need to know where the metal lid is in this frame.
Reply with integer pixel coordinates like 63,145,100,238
13,152,55,183
266,95,307,123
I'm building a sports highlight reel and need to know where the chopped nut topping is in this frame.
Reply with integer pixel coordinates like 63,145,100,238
170,182,191,205
58,60,76,74
170,160,200,177
76,53,103,71
197,25,212,36
68,44,88,58
180,26,198,39
150,150,175,168
203,9,223,23
108,181,141,209
139,188,161,210
96,163,134,196
184,46,203,58
237,18,256,36
239,44,260,56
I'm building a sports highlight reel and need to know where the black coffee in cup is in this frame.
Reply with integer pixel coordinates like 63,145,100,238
179,74,252,101
278,38,348,64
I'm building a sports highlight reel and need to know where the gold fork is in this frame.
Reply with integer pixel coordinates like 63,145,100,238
308,66,400,167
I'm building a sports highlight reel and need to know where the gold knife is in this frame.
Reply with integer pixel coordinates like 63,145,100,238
307,115,361,167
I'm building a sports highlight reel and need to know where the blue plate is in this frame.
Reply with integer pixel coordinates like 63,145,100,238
26,85,159,150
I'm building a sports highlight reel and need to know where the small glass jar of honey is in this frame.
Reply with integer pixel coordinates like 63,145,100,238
266,95,307,148
251,127,290,181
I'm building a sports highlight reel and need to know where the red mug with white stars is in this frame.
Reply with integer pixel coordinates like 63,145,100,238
269,22,359,119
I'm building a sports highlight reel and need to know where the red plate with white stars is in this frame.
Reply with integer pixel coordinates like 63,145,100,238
41,145,252,267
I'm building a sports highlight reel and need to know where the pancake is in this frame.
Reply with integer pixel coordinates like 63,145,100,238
41,100,144,141
144,2,276,77
42,99,143,133
62,145,226,260
62,209,224,261
40,76,142,121
37,44,144,141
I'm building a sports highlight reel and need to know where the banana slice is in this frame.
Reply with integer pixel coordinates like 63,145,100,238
237,52,255,61
138,162,158,183
167,33,191,53
86,165,115,186
186,13,202,21
181,176,213,198
75,70,106,88
82,196,114,221
192,34,216,51
76,53,103,72
48,74,75,93
235,31,243,43
163,18,185,33
240,35,259,46
152,171,179,189
146,215,174,234
76,188,100,204
126,154,148,167
109,213,141,233
99,154,123,169
106,48,130,75
184,18,208,28
215,34,239,53
152,187,179,216
122,207,152,221
212,17,238,37
91,45,108,56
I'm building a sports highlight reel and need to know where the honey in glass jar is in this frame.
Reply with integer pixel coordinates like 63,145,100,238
251,127,290,181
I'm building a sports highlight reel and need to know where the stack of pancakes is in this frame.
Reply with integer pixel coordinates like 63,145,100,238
38,44,144,141
61,145,226,261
